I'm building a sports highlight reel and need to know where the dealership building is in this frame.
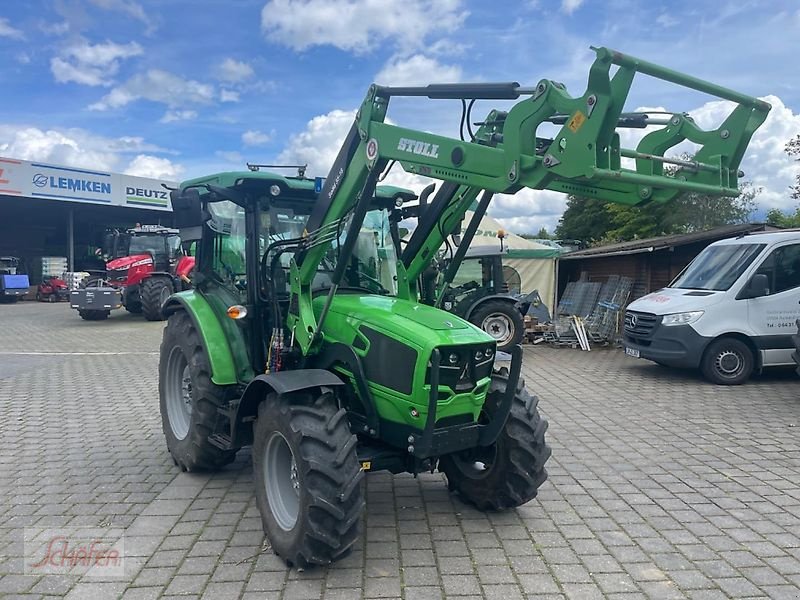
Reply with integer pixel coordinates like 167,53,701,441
0,155,177,282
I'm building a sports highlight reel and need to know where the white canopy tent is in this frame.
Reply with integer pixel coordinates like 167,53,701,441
462,211,561,310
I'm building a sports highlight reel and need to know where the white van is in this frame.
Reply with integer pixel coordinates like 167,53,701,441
623,230,800,384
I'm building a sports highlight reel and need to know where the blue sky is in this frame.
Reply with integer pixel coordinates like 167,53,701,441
1,0,799,233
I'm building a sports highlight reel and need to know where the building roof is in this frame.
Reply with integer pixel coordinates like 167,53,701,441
560,223,779,260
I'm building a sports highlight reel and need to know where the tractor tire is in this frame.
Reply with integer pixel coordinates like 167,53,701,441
252,389,365,568
78,309,109,320
141,277,173,321
124,300,142,314
470,300,524,353
159,311,237,471
440,374,550,510
700,337,754,385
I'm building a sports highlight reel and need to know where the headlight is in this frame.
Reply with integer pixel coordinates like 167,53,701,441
661,310,704,326
474,350,484,361
447,352,459,365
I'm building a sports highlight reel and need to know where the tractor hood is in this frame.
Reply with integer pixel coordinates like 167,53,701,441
316,293,493,347
107,254,153,271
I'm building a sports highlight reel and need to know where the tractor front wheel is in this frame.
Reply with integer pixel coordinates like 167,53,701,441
471,300,524,353
141,277,173,321
159,311,237,471
440,375,550,510
253,389,364,567
124,300,142,314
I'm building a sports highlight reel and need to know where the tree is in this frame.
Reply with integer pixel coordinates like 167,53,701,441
787,134,800,200
554,182,759,245
766,207,800,228
554,196,614,242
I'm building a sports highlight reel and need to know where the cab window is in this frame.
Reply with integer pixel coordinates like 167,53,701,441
754,243,800,294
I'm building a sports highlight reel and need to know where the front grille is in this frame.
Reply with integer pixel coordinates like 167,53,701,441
107,268,128,284
427,345,494,393
624,310,659,338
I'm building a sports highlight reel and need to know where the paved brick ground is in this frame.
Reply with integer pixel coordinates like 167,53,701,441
1,301,799,599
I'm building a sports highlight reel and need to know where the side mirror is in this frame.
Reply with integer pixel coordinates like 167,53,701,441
742,273,769,299
170,188,204,242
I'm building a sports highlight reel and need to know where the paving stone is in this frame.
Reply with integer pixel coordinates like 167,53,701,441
2,306,800,600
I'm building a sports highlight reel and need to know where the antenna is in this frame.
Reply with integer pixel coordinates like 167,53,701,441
246,163,308,178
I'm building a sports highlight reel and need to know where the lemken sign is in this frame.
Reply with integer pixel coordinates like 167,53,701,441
0,156,176,211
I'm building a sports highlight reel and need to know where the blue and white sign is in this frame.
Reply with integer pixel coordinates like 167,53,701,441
0,156,177,212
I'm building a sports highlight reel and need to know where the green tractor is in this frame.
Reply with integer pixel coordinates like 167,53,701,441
158,46,769,567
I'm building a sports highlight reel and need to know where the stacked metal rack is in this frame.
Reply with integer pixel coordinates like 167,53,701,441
543,276,633,349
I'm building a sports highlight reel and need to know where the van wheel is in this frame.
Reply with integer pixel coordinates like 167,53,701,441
701,338,753,385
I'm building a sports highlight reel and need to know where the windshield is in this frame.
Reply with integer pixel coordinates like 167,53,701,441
129,234,167,259
671,243,766,291
326,208,398,296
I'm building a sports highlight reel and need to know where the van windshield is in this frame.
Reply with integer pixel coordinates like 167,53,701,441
671,243,766,291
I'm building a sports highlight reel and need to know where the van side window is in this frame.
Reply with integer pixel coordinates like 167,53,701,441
754,244,800,294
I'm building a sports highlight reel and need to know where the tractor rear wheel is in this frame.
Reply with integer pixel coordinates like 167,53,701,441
253,389,364,567
141,277,173,321
78,309,109,320
159,311,237,471
471,300,524,353
440,374,550,510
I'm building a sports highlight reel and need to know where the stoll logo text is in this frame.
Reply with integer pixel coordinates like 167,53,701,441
32,173,111,194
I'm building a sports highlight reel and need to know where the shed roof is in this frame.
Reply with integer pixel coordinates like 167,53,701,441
560,223,779,260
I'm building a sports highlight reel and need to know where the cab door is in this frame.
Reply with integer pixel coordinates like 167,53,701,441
746,242,800,366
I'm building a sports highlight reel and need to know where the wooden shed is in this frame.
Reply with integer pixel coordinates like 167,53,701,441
557,223,779,303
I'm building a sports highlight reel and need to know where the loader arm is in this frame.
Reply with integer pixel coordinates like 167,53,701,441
288,45,770,354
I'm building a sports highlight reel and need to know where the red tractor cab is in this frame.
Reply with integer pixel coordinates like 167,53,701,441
71,226,194,321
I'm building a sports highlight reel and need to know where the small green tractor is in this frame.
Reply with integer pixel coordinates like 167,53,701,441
158,46,769,566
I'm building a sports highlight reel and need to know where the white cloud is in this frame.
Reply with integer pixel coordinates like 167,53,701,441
242,130,272,146
89,69,216,110
160,110,198,123
278,109,356,175
87,0,157,34
375,54,462,86
50,39,142,87
124,155,183,180
261,0,468,54
561,0,584,14
656,13,679,27
216,58,254,83
490,189,569,235
220,89,240,103
0,18,24,40
0,124,171,172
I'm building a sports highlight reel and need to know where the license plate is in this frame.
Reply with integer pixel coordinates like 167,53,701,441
625,346,640,358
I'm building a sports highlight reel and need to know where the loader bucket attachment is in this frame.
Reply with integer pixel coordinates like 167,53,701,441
374,46,770,206
503,46,771,205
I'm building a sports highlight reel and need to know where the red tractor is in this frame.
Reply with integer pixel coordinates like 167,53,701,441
71,226,194,321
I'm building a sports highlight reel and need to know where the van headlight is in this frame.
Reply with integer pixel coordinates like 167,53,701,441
662,311,704,326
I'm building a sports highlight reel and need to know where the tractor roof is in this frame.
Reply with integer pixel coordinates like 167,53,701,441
179,171,416,202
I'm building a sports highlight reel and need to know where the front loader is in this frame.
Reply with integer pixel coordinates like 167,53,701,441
157,46,770,567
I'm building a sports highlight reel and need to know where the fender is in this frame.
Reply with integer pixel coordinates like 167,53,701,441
230,370,345,447
464,294,520,320
162,290,238,385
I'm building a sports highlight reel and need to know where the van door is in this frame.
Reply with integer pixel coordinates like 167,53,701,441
746,242,800,366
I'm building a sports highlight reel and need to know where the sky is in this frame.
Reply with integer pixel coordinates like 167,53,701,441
1,0,799,235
